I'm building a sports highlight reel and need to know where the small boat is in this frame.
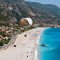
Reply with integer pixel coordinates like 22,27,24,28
40,44,49,47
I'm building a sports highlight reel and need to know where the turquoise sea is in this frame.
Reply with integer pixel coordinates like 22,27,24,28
38,28,60,60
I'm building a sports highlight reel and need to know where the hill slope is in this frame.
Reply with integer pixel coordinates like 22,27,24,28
26,2,60,25
26,2,60,17
0,0,35,26
0,0,60,26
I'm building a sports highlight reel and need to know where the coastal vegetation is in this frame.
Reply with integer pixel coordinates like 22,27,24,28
0,38,10,46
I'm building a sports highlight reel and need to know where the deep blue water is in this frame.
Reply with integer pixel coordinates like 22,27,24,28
38,28,60,60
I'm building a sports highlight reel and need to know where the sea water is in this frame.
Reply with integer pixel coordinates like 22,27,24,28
38,28,60,60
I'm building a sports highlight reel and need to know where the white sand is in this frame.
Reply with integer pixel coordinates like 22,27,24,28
0,27,46,60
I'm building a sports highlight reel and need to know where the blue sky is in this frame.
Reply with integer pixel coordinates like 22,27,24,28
25,0,60,7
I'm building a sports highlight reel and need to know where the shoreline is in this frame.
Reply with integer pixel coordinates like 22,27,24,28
0,27,47,60
34,28,47,60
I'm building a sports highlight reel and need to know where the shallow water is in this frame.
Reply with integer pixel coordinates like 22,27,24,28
38,28,60,60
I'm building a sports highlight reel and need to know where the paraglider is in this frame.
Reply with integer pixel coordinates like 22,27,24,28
19,18,33,26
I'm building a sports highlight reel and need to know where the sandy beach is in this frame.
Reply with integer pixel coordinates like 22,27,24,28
0,27,46,60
